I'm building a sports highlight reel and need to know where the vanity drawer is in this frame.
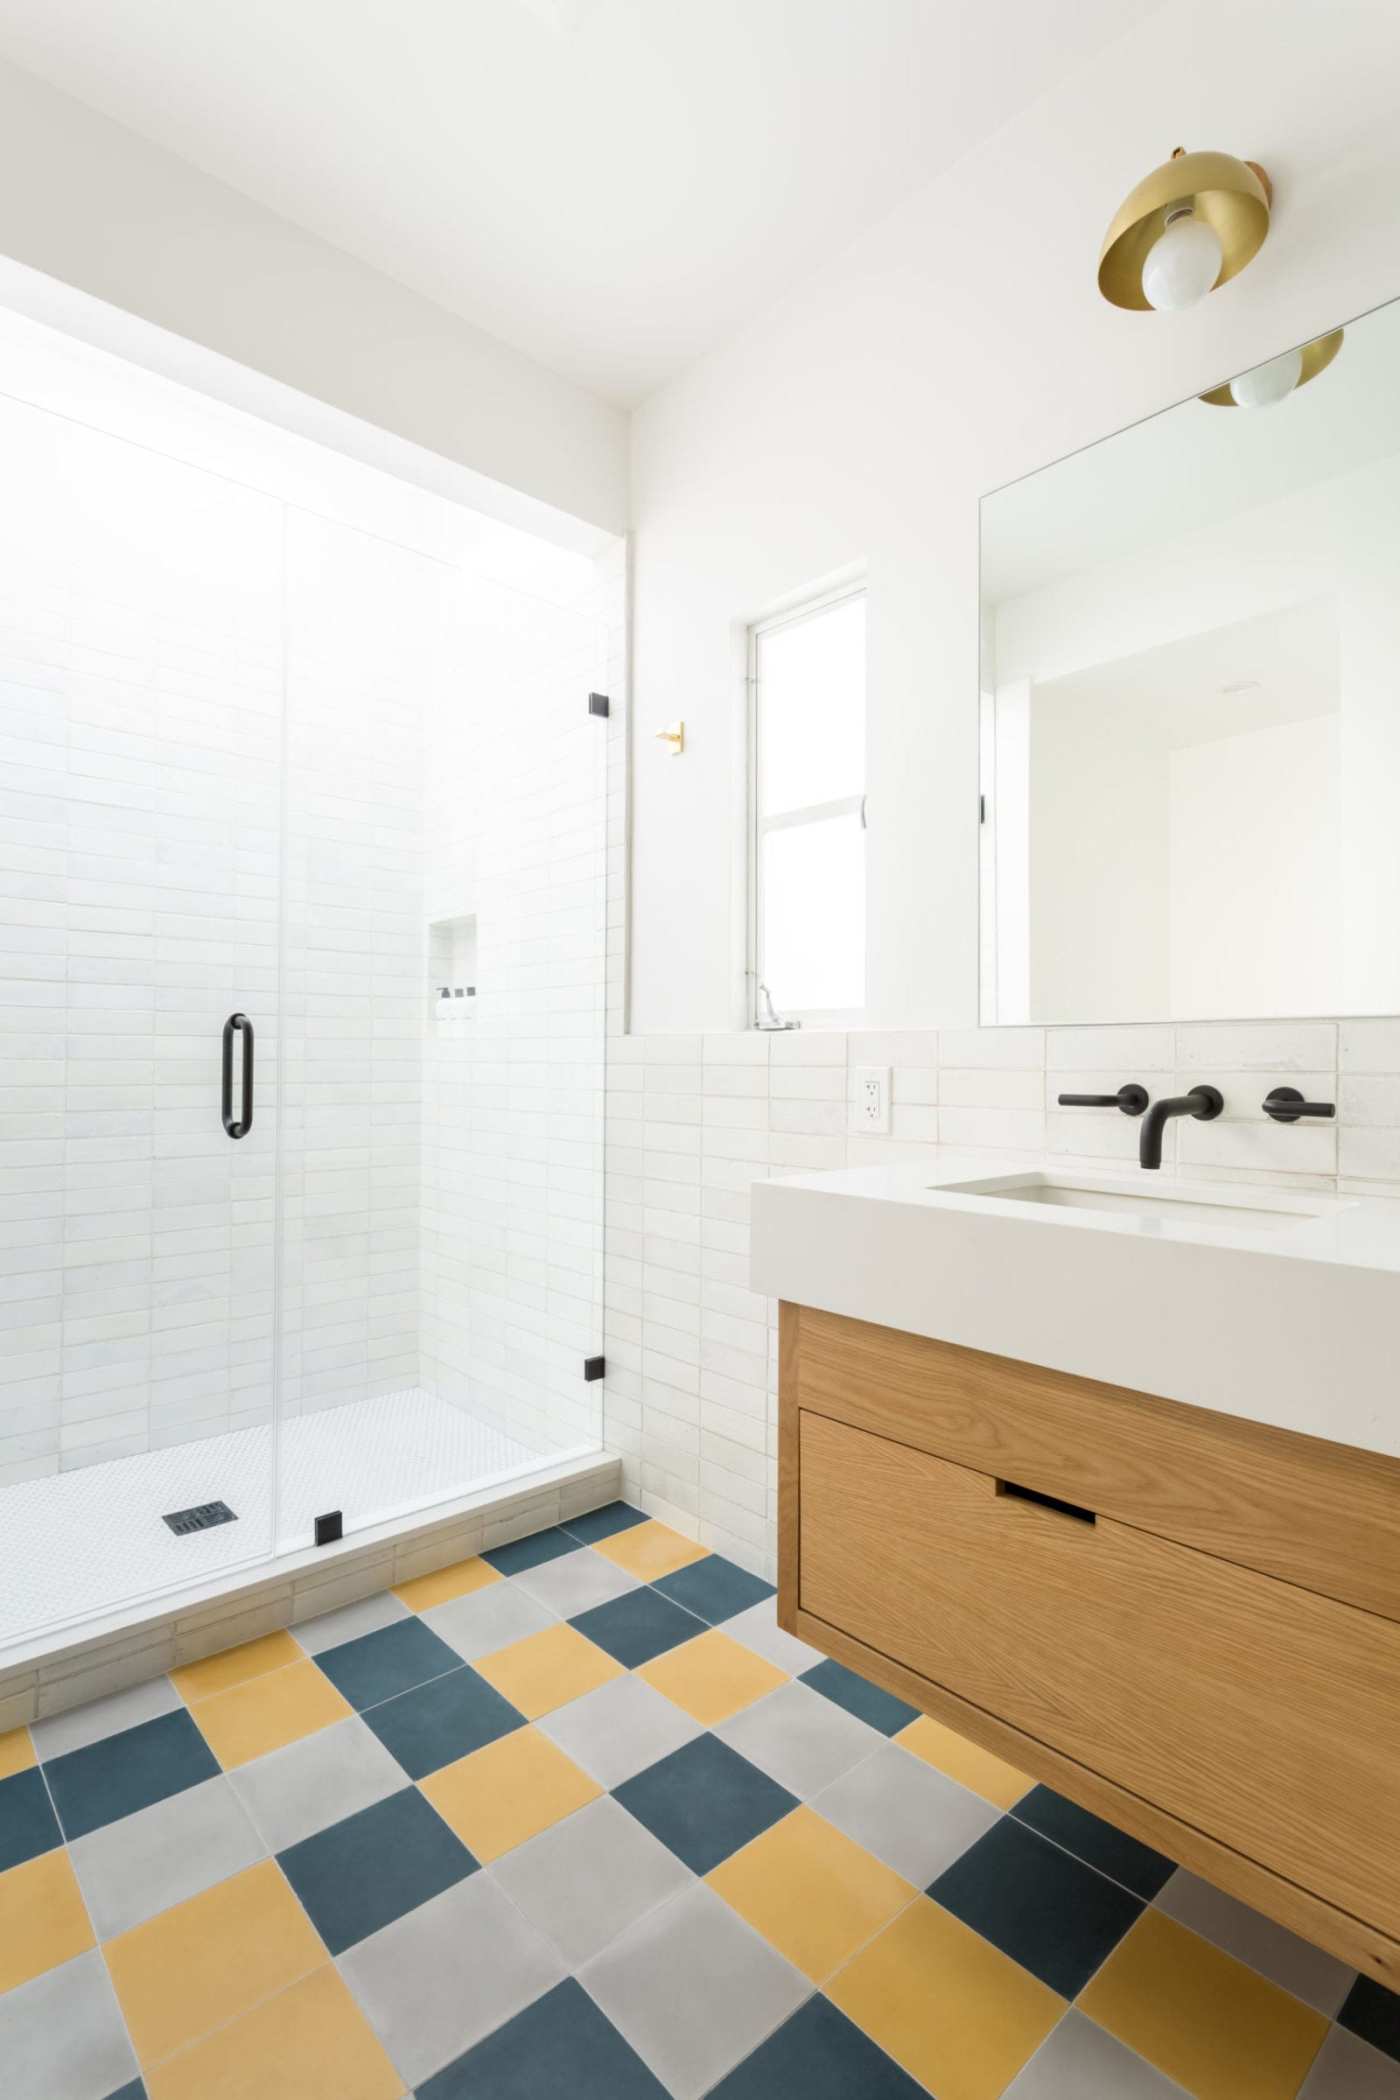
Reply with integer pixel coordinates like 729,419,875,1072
789,1304,1400,1625
798,1409,1400,1941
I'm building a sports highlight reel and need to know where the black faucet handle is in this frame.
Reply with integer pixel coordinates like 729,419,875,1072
1056,1084,1149,1117
1263,1087,1336,1123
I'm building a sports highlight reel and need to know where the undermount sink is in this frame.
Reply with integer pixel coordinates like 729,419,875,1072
937,1170,1329,1233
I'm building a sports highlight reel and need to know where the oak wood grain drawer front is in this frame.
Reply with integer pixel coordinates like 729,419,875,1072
800,1410,1400,1942
794,1305,1400,1626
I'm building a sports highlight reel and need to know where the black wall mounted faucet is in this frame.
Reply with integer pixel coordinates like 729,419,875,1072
1056,1085,1149,1116
1139,1085,1223,1170
1262,1087,1335,1123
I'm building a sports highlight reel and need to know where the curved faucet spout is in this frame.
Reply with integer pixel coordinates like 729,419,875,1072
1139,1086,1224,1170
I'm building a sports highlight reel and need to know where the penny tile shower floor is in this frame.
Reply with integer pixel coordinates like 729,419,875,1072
1,1503,1395,2099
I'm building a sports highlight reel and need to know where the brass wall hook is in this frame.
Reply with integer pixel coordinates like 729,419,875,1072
655,721,685,755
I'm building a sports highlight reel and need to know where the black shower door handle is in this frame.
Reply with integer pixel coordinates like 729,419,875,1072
222,1012,254,1139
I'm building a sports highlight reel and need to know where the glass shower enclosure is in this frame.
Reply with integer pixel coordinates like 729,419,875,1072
0,303,609,1653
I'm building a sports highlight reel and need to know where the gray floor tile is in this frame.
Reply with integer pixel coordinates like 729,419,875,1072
723,1598,824,1676
1301,2026,1400,2099
31,1676,180,1762
294,1590,409,1656
67,1773,265,1939
1004,2011,1188,2097
535,1672,701,1789
510,1546,640,1618
421,1581,557,1663
1154,1869,1355,2015
579,1883,809,2100
714,1681,882,1799
227,1714,405,1852
813,1741,998,1884
491,1794,694,1966
338,1869,567,2087
0,1950,140,2100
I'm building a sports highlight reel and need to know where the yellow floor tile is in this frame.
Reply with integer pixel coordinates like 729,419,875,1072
107,1859,325,2068
392,1555,502,1610
473,1621,624,1719
709,1806,914,1981
638,1629,788,1726
189,1660,351,1769
172,1630,305,1704
0,1723,35,1779
896,1715,1032,1810
145,1965,401,2100
420,1723,601,1862
0,1849,94,1993
1079,1909,1329,2100
829,1895,1062,2100
592,1518,710,1581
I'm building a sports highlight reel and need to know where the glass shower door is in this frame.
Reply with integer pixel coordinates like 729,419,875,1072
0,374,286,1645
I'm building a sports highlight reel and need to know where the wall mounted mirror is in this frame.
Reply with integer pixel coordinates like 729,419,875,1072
979,293,1400,1025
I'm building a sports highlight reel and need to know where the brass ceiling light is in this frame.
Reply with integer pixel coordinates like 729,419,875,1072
1200,328,1344,407
1099,147,1272,312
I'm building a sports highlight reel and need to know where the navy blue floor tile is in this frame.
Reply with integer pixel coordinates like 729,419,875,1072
102,2083,147,2100
417,1978,668,2099
1339,1975,1400,2063
313,1617,463,1712
1012,1785,1175,1899
0,1765,62,1871
711,1994,924,2098
653,1553,774,1626
614,1732,796,1875
799,1658,919,1736
43,1710,219,1843
362,1665,524,1779
278,1786,475,1955
561,1502,650,1547
929,1815,1142,1998
570,1587,701,1668
482,1527,579,1575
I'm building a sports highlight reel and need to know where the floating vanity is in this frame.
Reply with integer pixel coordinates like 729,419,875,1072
754,1156,1400,1985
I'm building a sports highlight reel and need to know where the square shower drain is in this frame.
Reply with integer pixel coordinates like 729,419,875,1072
162,1500,238,1537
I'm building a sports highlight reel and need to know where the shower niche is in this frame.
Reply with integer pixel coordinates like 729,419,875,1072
429,912,478,1028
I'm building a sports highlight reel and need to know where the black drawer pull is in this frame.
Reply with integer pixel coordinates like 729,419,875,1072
997,1479,1096,1524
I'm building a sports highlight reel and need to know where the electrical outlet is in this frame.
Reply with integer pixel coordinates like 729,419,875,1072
853,1065,891,1134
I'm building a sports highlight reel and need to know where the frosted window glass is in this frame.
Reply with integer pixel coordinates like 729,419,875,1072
761,812,865,1012
757,595,866,815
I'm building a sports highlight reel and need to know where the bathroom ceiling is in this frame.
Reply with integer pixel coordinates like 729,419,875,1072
0,0,1153,404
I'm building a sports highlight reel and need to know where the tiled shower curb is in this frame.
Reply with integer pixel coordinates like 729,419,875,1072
0,1451,621,1731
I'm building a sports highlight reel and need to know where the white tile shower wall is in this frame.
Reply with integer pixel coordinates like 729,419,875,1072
278,513,437,1424
418,561,613,1461
602,1018,1400,1581
0,391,285,1490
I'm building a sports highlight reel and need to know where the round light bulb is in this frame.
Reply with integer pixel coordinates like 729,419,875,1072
1141,209,1224,311
1227,346,1304,408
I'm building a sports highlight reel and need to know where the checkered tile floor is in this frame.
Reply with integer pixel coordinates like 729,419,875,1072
2,1504,1398,2099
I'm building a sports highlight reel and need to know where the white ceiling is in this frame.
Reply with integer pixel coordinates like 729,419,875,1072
0,0,1155,404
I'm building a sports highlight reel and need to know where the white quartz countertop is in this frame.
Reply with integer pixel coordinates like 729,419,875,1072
750,1150,1400,1461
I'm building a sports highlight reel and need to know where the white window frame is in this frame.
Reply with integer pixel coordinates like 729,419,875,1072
746,581,868,1030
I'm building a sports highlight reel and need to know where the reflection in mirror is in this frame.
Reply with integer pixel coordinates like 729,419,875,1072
979,294,1400,1026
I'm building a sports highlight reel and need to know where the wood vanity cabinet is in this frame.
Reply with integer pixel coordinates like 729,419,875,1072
777,1300,1400,1985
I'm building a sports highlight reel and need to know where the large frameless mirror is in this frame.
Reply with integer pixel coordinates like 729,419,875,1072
979,294,1400,1026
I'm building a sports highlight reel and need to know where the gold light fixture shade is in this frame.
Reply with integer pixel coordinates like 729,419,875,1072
1199,328,1344,406
1098,149,1272,311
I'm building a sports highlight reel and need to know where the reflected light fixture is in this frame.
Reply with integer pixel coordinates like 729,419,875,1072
1200,328,1345,407
1099,148,1272,312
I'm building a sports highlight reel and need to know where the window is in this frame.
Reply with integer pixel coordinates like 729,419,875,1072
749,586,867,1024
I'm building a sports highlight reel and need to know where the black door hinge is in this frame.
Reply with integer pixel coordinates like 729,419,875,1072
588,692,610,718
979,793,987,824
583,1355,605,1382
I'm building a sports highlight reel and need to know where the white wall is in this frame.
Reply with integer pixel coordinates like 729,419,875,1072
627,0,1400,1033
0,57,628,539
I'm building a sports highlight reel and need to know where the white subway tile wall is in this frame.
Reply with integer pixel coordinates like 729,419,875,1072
603,1018,1400,1581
